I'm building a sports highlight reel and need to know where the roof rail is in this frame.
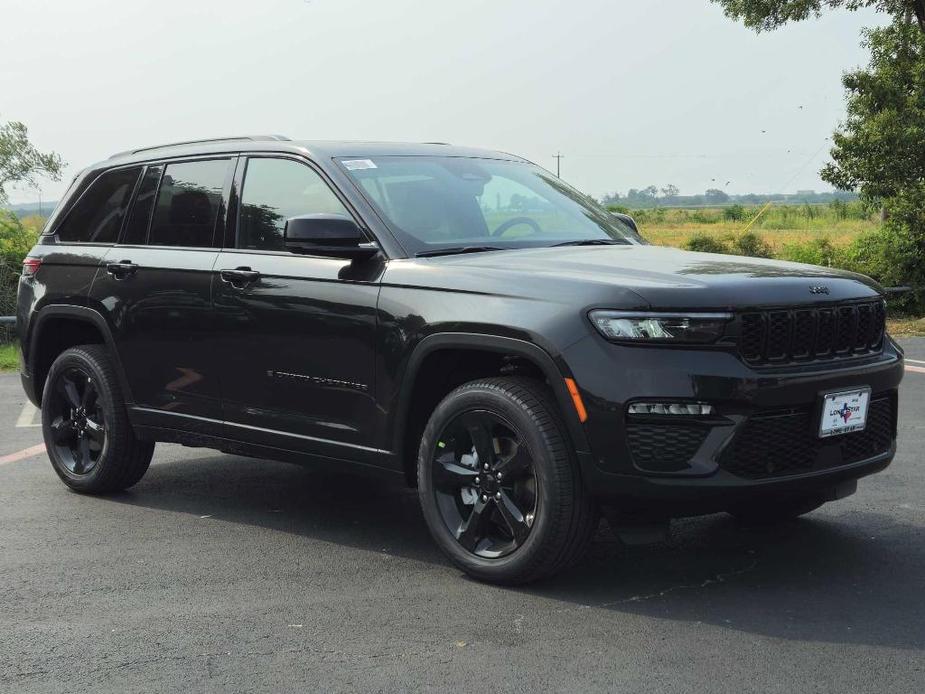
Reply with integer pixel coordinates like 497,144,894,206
109,134,291,159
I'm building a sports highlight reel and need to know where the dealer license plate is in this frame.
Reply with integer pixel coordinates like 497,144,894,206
819,388,871,438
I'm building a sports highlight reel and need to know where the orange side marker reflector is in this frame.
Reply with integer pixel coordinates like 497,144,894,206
564,378,588,423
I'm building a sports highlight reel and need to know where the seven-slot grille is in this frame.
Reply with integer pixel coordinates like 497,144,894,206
739,300,885,365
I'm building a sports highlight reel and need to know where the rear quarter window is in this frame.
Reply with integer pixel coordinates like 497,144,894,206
55,167,142,244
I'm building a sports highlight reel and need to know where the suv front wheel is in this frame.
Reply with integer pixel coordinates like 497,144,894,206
41,345,155,493
417,377,597,585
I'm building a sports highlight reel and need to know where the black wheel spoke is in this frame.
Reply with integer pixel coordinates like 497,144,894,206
456,497,490,551
50,416,76,445
60,374,81,409
494,442,531,481
433,457,478,492
84,418,105,443
496,491,530,544
73,436,90,473
462,414,495,468
81,378,98,410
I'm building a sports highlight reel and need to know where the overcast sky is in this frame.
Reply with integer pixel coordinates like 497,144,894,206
3,0,882,204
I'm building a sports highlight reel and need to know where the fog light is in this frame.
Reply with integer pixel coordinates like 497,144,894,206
628,402,714,416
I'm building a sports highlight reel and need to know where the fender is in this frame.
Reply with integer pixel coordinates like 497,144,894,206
393,332,591,457
27,304,134,407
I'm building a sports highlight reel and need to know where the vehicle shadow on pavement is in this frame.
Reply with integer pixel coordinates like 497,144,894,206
108,451,925,651
105,452,444,564
527,510,925,651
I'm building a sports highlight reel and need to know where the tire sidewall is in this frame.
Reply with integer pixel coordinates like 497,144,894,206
418,383,569,581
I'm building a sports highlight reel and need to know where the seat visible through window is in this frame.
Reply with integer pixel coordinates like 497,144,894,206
148,159,229,248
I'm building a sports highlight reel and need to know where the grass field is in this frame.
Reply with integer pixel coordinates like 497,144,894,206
630,203,878,254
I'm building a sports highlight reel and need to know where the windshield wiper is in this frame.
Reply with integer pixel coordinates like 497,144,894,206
551,239,626,247
416,245,506,258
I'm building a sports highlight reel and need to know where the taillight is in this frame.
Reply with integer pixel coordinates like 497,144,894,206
22,257,42,277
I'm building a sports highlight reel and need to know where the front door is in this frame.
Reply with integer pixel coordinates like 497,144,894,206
212,155,383,460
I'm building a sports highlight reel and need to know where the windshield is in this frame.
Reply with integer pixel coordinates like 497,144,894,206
337,156,640,255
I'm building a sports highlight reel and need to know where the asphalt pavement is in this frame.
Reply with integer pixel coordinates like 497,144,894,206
2,342,924,693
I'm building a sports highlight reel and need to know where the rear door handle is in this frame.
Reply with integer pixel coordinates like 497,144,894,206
219,267,260,288
106,260,137,279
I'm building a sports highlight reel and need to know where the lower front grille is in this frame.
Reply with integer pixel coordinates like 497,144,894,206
719,396,895,480
627,423,709,473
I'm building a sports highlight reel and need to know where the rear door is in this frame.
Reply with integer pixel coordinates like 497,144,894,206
90,157,234,432
40,165,142,310
212,155,383,459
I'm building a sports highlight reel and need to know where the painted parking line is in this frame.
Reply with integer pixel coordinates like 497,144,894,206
906,358,925,366
15,401,40,428
0,444,46,466
906,365,925,375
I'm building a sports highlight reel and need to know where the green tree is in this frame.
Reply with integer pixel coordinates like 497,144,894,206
712,1,925,32
0,120,64,206
660,184,680,200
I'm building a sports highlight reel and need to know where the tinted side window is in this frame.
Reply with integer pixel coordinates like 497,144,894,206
122,165,163,245
238,158,349,251
56,167,141,243
148,159,229,248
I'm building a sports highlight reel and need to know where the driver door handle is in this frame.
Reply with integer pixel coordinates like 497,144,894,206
219,267,260,288
106,260,137,279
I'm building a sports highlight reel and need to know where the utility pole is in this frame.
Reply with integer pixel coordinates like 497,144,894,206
553,152,564,178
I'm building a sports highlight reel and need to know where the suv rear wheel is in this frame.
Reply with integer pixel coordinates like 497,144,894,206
417,377,597,585
41,345,154,493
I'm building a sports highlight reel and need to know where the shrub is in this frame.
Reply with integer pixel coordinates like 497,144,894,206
689,210,718,224
779,237,837,266
723,204,746,222
830,199,848,220
0,210,37,268
838,225,924,313
685,234,729,254
0,211,41,341
731,232,772,258
606,204,630,215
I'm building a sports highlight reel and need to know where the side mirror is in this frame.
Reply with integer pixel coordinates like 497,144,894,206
283,214,379,260
612,212,639,234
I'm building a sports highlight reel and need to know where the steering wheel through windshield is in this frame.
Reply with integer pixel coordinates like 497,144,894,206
490,216,542,238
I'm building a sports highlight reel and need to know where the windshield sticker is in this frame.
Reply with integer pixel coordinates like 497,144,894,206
342,159,377,171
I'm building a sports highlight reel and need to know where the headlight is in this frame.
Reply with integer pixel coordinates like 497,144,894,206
589,310,731,344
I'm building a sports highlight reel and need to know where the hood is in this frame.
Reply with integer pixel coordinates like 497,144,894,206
388,245,882,310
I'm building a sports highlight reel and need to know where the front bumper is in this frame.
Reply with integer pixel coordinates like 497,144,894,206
564,333,904,511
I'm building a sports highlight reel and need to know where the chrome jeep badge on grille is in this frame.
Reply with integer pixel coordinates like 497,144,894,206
809,285,830,294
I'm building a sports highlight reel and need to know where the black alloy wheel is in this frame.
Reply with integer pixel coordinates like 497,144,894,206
431,410,537,558
417,377,597,585
47,366,107,475
42,345,155,493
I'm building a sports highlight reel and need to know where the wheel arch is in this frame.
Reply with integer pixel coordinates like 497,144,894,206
27,305,131,407
393,332,590,485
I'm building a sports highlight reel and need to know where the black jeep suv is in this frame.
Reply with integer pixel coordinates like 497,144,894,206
17,136,904,584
